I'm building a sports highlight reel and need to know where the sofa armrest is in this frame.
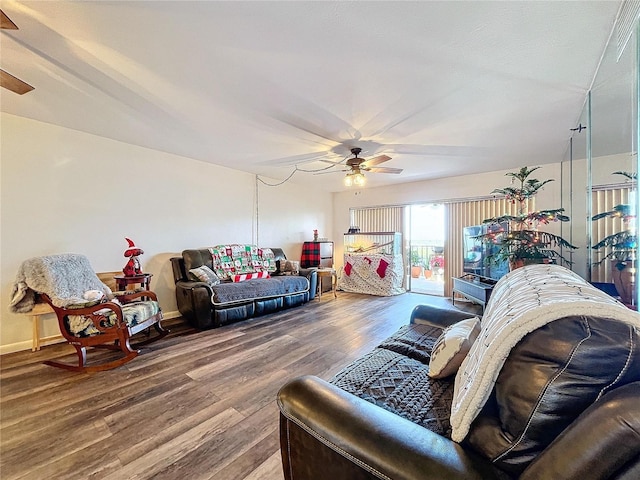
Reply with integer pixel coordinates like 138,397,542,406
299,268,317,300
410,305,477,328
278,376,506,480
174,280,214,329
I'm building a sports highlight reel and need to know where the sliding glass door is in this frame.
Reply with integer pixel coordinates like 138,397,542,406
408,204,445,296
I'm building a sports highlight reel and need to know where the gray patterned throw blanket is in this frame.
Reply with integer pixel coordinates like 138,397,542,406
450,264,640,442
9,254,110,313
331,323,455,437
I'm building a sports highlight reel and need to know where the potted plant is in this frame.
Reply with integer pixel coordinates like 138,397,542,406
481,166,577,270
591,171,637,305
410,250,423,278
423,262,432,279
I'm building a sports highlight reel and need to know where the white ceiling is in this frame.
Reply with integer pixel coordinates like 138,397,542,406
0,1,621,192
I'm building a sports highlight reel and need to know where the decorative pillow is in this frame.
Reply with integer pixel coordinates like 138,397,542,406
428,317,481,379
259,248,277,273
230,271,270,282
188,265,221,285
83,290,105,302
278,259,300,274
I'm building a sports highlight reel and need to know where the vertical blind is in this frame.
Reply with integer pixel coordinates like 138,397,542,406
591,186,631,283
350,206,405,234
444,197,534,297
349,206,407,279
351,200,538,298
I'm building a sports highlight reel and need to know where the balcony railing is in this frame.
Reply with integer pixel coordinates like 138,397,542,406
410,244,445,272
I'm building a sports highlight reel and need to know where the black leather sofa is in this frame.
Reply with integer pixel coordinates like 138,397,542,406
171,247,317,329
278,266,640,480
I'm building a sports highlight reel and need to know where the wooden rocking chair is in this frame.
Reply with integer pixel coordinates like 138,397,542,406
10,253,169,372
41,290,168,372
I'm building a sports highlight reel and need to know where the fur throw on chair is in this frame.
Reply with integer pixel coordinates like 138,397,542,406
10,254,110,313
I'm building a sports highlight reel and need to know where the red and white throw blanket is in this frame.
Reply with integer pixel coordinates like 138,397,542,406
339,253,405,296
450,264,640,442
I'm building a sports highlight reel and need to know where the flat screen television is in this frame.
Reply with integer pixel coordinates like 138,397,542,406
462,223,509,281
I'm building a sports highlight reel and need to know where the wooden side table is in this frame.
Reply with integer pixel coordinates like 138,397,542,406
316,268,337,299
25,302,62,351
113,273,153,291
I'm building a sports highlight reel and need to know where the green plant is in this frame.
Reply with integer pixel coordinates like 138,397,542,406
591,171,637,265
410,250,423,267
481,166,577,268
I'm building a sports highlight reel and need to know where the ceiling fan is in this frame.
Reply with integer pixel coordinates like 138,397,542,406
320,147,402,186
1,9,34,95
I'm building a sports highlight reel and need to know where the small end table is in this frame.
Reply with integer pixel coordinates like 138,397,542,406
316,268,337,299
114,273,153,292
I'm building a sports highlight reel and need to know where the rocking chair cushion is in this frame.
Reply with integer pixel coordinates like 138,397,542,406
66,299,103,309
68,300,160,337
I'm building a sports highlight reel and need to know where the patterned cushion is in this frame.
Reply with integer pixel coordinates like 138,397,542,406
260,248,277,273
428,317,481,379
188,265,220,285
67,300,160,337
230,271,271,283
66,299,102,309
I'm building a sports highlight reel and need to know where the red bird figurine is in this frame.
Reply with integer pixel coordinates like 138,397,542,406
122,237,144,276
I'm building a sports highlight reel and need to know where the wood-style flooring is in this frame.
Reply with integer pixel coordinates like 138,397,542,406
0,292,480,480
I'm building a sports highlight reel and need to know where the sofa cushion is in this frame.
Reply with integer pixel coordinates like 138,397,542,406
67,300,160,337
210,275,309,305
188,265,220,285
467,315,640,475
378,323,443,364
428,317,481,379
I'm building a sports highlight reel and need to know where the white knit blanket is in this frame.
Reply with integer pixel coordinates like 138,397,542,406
450,264,640,442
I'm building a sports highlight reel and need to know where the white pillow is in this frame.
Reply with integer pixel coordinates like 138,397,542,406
428,317,481,379
188,265,220,285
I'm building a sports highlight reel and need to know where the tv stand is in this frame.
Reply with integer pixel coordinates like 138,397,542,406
452,274,497,312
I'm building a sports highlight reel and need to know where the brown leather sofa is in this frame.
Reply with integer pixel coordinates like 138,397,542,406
278,271,640,479
171,247,317,329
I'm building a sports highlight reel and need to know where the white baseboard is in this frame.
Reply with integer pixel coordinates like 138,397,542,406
163,310,181,320
0,310,182,355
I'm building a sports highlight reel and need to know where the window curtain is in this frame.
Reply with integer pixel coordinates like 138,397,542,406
591,185,631,283
444,197,534,297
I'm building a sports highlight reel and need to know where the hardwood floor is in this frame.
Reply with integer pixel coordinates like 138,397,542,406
0,293,480,480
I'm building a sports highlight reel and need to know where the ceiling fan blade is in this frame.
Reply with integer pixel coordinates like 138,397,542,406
0,69,34,95
313,169,349,175
1,9,18,30
383,144,487,157
361,154,392,168
259,151,340,167
365,167,403,174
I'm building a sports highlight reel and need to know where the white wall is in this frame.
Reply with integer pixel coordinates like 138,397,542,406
1,113,332,353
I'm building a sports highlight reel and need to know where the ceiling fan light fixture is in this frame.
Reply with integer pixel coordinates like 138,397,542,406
344,173,353,187
353,172,365,186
